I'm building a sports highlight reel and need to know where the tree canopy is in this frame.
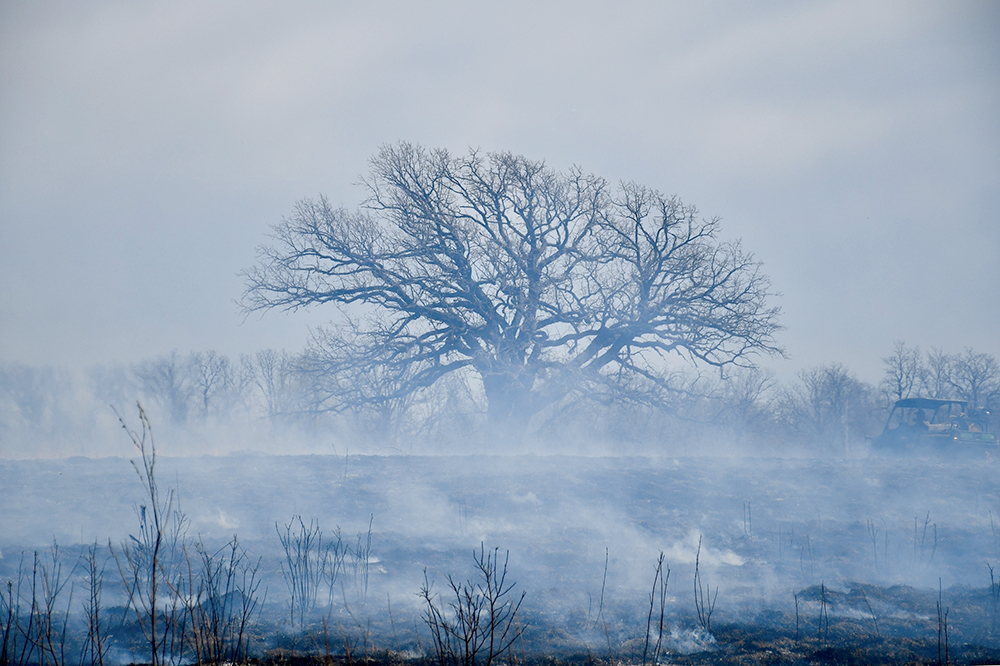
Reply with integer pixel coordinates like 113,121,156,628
242,143,782,435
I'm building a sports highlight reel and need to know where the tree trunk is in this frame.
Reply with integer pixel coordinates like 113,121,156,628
481,372,536,442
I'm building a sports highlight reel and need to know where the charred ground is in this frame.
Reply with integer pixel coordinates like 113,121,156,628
2,451,999,665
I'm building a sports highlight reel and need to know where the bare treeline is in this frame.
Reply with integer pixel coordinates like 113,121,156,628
0,342,996,457
82,349,305,429
0,350,308,457
715,344,998,453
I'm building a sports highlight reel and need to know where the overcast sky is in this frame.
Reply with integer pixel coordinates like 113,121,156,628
1,1,997,383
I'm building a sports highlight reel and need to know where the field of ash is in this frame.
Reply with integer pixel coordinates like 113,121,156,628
2,452,999,665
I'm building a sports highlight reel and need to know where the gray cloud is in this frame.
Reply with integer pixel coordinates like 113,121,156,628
1,0,997,380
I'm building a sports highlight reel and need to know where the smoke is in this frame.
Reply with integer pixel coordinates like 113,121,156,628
1,353,998,657
2,450,996,598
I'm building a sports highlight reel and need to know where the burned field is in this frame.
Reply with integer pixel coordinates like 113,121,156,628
2,451,999,665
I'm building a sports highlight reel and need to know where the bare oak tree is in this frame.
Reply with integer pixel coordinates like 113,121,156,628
242,143,781,436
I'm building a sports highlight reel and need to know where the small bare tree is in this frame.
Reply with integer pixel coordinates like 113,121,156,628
922,347,954,399
949,348,999,410
880,341,925,404
252,349,306,423
189,351,233,419
134,353,193,424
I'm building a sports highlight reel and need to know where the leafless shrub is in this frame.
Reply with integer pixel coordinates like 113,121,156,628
589,547,609,631
937,580,950,666
339,596,373,663
817,583,829,643
277,516,339,629
0,545,76,666
859,588,880,638
351,516,374,604
79,543,108,666
989,563,1000,634
0,555,34,666
866,519,880,573
588,548,613,665
798,534,815,578
421,545,525,666
642,552,669,666
176,536,264,666
792,591,800,641
34,544,77,666
914,512,937,566
692,536,717,635
109,403,189,666
1,577,16,666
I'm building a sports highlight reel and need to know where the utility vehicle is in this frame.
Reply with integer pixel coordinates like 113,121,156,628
870,397,996,454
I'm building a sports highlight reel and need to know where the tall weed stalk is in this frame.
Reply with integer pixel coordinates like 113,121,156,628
110,403,189,666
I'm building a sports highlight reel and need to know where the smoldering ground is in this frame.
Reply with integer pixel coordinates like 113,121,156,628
2,446,999,662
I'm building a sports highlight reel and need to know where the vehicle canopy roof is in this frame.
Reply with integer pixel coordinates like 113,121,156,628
892,397,967,410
